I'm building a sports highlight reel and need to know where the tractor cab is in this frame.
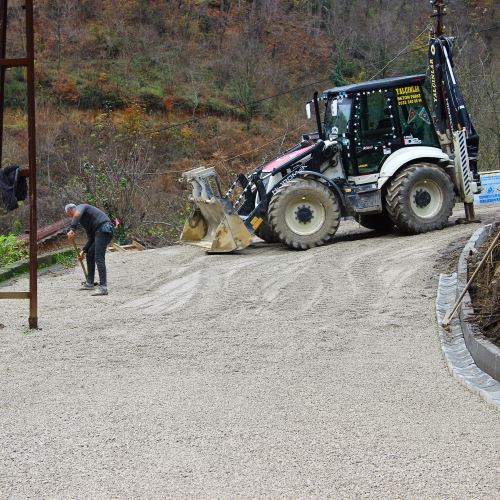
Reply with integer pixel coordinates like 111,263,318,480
322,75,439,178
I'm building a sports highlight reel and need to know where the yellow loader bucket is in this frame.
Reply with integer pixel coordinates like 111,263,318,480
180,167,252,253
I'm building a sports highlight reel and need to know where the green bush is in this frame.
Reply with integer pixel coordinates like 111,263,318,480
0,234,28,267
78,86,125,109
4,68,27,108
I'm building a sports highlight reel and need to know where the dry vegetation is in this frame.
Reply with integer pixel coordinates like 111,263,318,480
0,0,498,246
468,229,500,346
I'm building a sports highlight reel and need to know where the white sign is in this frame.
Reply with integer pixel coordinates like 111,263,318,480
474,170,500,205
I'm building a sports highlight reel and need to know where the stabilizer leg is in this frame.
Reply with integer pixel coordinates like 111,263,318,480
456,202,481,225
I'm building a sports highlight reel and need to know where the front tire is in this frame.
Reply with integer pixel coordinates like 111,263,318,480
385,163,454,234
268,178,341,250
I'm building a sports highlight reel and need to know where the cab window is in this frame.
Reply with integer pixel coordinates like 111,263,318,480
395,85,439,147
324,97,352,137
353,89,394,174
356,91,393,144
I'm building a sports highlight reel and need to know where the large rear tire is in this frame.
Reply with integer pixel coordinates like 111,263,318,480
268,178,341,250
355,212,394,233
385,163,454,234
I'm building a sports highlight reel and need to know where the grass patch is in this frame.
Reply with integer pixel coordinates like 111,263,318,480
0,234,28,267
0,248,76,283
54,252,77,267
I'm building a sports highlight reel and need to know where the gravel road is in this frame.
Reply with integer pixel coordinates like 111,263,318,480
1,205,499,498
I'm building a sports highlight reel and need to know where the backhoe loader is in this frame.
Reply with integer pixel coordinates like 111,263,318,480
180,3,481,252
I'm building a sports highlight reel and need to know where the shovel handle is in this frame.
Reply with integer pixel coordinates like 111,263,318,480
72,239,88,281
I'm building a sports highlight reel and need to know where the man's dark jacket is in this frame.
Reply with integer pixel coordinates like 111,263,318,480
69,204,111,252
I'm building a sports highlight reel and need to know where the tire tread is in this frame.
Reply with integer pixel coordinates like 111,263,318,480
385,163,454,234
268,179,340,250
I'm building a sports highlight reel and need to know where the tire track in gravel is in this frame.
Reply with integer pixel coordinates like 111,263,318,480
0,205,499,499
123,269,203,314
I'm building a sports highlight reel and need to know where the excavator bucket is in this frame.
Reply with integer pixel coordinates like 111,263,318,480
180,167,253,253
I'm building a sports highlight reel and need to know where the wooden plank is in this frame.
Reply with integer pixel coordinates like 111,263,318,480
0,291,30,299
109,242,145,252
121,244,142,251
132,240,146,251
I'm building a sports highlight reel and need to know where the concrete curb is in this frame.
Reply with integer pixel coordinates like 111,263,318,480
436,221,500,408
0,248,75,283
457,222,500,382
436,274,500,407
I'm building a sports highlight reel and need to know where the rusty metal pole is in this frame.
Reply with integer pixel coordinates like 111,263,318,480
0,0,7,166
26,0,37,329
431,1,446,37
436,1,445,36
0,1,39,324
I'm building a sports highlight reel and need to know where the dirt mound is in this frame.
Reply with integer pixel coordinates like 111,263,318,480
468,228,500,346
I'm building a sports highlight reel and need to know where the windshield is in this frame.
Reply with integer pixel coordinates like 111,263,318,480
324,97,352,137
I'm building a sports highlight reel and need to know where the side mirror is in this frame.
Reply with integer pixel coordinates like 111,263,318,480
306,102,311,120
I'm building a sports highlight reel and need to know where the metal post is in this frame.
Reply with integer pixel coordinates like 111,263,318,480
26,0,37,329
431,1,446,36
464,202,478,223
0,0,38,328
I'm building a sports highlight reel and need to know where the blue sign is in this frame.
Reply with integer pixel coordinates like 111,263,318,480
474,171,500,205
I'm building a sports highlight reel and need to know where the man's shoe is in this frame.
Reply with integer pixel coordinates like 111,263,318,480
79,282,94,290
92,286,108,296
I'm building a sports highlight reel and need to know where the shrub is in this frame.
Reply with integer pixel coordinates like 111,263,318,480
77,111,156,243
78,86,124,110
0,234,28,267
4,68,27,108
53,71,79,104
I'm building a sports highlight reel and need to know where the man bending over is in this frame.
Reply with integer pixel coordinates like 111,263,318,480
65,203,113,296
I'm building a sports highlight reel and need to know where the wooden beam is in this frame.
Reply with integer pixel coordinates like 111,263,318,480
0,57,29,67
0,291,30,299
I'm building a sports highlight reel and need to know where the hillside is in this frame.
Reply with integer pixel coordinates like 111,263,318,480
0,0,498,245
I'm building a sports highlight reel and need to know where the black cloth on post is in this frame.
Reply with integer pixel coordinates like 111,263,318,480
0,165,28,211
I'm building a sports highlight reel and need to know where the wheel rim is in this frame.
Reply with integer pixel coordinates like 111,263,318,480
284,193,326,235
410,179,443,219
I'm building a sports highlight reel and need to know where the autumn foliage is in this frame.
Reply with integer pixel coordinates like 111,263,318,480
0,0,497,245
